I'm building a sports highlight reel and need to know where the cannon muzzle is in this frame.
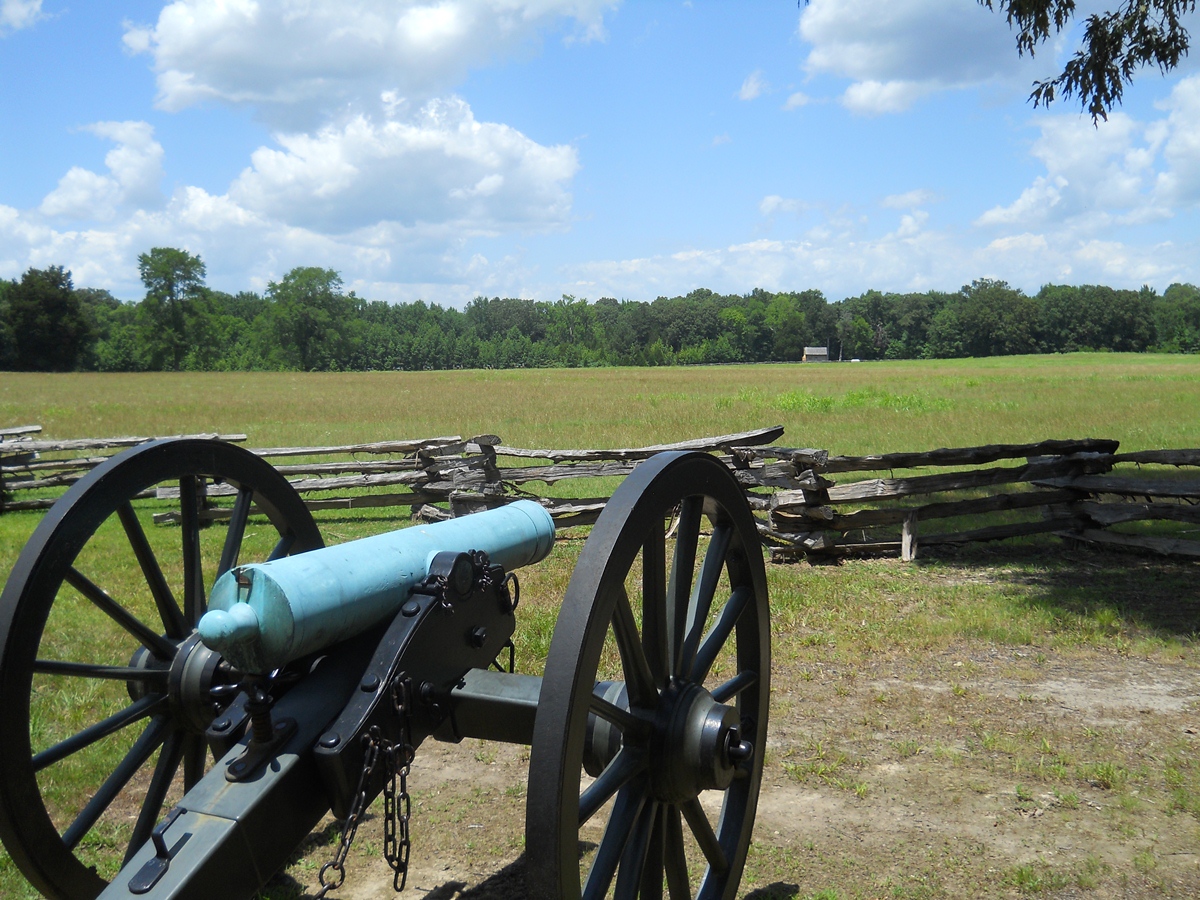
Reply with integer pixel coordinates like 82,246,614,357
198,499,555,672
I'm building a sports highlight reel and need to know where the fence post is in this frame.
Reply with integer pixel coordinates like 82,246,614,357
902,511,919,561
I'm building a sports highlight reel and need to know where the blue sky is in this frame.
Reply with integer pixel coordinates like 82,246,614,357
2,1,1199,306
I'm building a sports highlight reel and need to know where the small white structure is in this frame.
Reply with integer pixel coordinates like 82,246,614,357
802,346,829,363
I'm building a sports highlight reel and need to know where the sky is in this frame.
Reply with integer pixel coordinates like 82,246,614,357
2,0,1199,307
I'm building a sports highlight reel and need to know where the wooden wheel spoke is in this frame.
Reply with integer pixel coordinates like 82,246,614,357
679,521,731,680
637,803,666,900
268,532,296,561
668,497,702,678
124,731,185,865
681,797,728,877
179,475,206,624
62,716,170,851
711,669,758,704
583,780,648,900
690,585,752,684
182,733,208,790
641,521,669,686
63,567,175,660
118,501,187,639
614,799,659,900
612,586,658,709
664,805,691,900
33,694,166,772
217,486,254,577
33,659,169,685
579,746,645,826
589,692,647,738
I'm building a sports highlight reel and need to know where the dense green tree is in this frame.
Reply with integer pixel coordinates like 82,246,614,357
7,266,92,371
262,267,361,371
764,292,810,360
0,279,15,369
136,247,208,370
926,280,1038,358
1154,283,1200,351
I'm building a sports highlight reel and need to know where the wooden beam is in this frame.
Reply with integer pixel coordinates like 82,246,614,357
1073,500,1200,526
494,426,785,462
770,489,1082,531
0,433,246,453
825,456,1111,503
1036,475,1200,500
786,439,1119,474
246,437,461,458
1062,528,1200,559
1112,449,1200,467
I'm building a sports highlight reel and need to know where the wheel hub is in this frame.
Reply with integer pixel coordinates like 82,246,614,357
129,634,226,734
649,682,751,803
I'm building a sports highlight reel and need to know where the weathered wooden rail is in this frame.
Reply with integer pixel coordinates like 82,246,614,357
5,424,1199,560
0,426,787,530
755,438,1200,561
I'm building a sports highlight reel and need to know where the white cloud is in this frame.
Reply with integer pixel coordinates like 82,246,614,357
124,0,618,128
894,209,928,238
39,121,164,220
228,97,577,235
974,86,1200,235
738,70,768,101
782,91,809,110
3,96,578,300
799,0,1046,113
39,168,123,221
976,176,1067,227
759,195,809,216
712,133,731,146
881,189,936,209
841,80,931,115
0,0,42,34
564,221,1196,303
1154,76,1200,205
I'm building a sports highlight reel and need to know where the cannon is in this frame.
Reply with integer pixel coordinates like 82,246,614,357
0,438,769,899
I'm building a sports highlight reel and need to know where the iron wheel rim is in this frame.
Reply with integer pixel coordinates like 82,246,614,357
0,439,321,900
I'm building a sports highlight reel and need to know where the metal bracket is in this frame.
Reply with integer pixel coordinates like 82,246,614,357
225,717,298,782
127,807,191,894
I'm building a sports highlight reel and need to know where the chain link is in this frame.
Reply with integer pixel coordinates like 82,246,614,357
384,676,414,891
315,675,413,898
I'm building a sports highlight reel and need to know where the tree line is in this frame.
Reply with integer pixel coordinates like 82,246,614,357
2,247,1199,372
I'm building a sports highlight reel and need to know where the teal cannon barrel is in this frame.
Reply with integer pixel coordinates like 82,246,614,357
197,499,555,673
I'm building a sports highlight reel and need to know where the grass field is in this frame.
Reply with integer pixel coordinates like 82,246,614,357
2,353,1199,454
2,354,1200,899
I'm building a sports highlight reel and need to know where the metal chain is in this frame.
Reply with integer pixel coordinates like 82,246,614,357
383,676,414,891
315,674,414,897
315,728,381,898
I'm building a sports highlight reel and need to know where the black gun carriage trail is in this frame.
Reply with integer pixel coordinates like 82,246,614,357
0,438,770,899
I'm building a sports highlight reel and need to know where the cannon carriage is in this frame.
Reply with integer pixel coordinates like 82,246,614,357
0,438,769,899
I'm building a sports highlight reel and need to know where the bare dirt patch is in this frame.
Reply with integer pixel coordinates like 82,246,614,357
267,643,1200,899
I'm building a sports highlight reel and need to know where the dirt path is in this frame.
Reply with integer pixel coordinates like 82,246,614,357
269,644,1200,899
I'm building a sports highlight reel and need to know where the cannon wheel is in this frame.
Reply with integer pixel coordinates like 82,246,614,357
527,451,770,899
0,438,322,900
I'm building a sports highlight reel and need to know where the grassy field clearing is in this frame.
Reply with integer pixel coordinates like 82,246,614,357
2,354,1200,899
3,353,1200,453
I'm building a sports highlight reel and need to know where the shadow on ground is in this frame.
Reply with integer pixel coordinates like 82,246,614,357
914,541,1200,636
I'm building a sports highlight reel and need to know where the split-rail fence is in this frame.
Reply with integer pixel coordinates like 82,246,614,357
3,425,1199,560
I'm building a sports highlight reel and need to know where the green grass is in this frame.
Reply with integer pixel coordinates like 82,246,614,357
3,353,1200,454
3,354,1200,898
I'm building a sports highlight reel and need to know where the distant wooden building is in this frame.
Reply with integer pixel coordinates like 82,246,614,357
802,346,829,363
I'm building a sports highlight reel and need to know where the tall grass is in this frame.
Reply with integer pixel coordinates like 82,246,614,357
3,353,1199,453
